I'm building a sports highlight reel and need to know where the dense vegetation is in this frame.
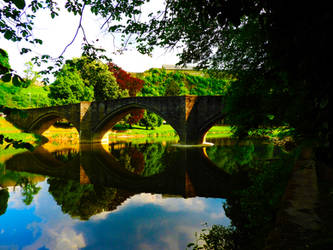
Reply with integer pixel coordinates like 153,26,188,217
0,81,50,108
0,1,331,248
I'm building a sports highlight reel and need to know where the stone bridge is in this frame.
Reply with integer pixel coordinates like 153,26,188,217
6,95,226,145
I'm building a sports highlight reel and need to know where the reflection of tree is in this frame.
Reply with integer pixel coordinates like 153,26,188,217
206,142,255,174
51,149,79,163
206,141,275,174
0,168,43,207
16,177,41,205
118,146,145,175
188,224,236,249
203,154,293,249
0,189,9,216
110,143,167,176
188,142,293,249
47,178,132,220
141,143,166,176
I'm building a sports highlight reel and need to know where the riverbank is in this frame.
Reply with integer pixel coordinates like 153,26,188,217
1,117,233,145
0,117,44,148
264,146,333,250
109,124,233,139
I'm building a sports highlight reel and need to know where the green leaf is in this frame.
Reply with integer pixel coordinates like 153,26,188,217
0,49,11,73
12,74,24,86
1,73,12,82
4,31,13,40
12,0,26,10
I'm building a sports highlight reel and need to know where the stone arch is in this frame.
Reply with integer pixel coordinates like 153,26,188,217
197,113,227,144
28,112,79,135
91,103,181,142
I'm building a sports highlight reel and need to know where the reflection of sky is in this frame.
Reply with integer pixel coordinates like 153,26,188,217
0,180,230,250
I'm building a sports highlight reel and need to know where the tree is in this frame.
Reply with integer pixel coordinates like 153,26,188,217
49,57,128,104
68,57,128,101
108,62,144,97
139,110,163,130
48,64,94,105
1,0,330,156
108,62,145,126
23,61,41,87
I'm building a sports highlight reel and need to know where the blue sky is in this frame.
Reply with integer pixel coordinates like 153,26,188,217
0,180,230,250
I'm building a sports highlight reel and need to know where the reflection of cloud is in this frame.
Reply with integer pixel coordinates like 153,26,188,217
138,243,155,250
8,186,25,209
160,225,199,250
21,181,87,250
90,211,111,221
210,211,226,219
131,223,201,250
117,193,206,213
23,226,86,250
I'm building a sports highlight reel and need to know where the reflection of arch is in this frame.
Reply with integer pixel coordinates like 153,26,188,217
83,143,242,198
91,103,180,142
28,112,79,134
5,143,242,198
5,146,81,181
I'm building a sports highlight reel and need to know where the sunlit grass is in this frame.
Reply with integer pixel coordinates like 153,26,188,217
206,125,233,138
110,124,233,138
0,117,43,145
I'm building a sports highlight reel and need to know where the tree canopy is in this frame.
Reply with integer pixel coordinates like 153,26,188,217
48,57,128,104
1,0,330,150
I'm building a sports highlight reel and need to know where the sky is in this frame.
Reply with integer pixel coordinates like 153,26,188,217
0,0,181,77
1,180,229,249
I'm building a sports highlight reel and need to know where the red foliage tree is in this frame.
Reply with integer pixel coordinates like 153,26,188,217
108,62,145,125
108,62,144,97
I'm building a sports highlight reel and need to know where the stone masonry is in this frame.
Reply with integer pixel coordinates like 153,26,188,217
6,96,226,145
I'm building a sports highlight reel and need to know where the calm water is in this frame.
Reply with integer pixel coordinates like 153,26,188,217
0,137,284,249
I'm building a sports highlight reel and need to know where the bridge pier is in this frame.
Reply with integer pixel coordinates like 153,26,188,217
6,96,225,145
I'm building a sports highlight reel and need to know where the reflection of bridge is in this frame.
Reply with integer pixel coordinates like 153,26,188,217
5,144,245,199
6,96,225,144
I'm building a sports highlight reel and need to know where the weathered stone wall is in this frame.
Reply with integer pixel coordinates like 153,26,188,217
7,96,226,145
6,103,81,134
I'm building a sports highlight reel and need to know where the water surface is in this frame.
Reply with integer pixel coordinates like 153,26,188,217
0,137,284,249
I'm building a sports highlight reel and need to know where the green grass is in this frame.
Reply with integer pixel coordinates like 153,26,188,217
205,125,233,138
111,124,178,137
0,117,43,146
0,81,50,108
110,124,233,139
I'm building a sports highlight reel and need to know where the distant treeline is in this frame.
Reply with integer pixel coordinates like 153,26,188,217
0,67,233,109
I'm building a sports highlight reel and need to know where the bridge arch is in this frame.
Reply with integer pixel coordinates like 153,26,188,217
197,113,228,143
90,103,180,142
28,112,80,135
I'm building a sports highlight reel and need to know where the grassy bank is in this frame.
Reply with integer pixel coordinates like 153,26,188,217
110,124,233,139
0,117,43,146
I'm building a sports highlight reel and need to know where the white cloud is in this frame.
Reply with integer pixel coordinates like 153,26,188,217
115,193,206,213
1,0,179,77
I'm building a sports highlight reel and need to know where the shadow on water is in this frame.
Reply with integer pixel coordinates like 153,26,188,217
2,137,287,224
4,139,252,199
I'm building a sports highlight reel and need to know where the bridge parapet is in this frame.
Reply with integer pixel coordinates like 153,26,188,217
6,96,226,145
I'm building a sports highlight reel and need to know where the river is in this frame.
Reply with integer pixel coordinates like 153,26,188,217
0,137,292,249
